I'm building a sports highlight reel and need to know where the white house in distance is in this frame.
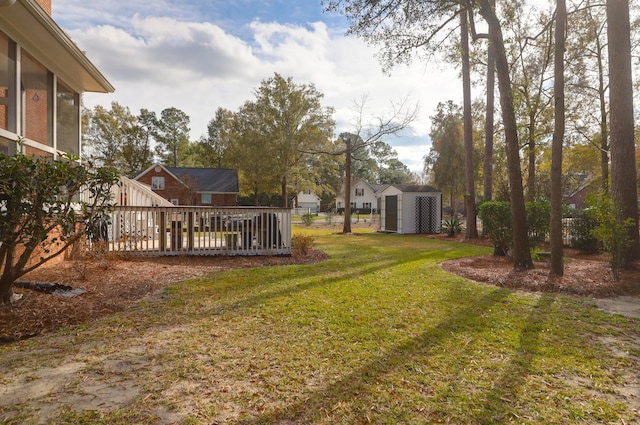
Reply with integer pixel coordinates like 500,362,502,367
380,184,442,234
335,179,389,213
296,190,321,213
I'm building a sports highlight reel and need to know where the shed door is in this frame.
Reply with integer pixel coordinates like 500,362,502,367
415,195,437,233
385,195,398,231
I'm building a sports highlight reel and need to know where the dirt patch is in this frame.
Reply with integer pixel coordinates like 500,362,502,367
0,249,329,343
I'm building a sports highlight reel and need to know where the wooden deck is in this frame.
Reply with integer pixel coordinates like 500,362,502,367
100,206,291,256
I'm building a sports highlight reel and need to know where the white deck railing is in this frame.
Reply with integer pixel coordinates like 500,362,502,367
100,206,291,256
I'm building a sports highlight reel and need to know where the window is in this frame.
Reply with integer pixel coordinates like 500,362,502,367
56,79,79,156
201,193,212,204
170,199,179,206
151,176,165,190
350,202,356,208
364,202,372,209
21,51,53,146
355,188,364,196
0,31,16,133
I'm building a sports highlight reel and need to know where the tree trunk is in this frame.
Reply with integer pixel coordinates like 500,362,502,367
484,36,496,202
343,150,353,233
597,44,609,193
461,9,478,239
281,176,288,208
479,0,533,271
550,0,566,277
527,119,536,202
607,0,639,265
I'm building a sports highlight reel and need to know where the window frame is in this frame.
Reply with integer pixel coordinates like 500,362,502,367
151,176,165,190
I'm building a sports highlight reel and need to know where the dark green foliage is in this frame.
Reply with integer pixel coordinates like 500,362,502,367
568,208,600,254
526,198,551,248
478,201,512,255
441,217,463,237
479,199,551,256
0,149,118,303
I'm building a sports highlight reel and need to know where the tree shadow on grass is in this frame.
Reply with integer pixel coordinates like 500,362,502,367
233,287,514,424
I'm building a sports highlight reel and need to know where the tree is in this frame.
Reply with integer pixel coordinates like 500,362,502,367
248,74,335,207
83,103,154,177
461,7,478,238
550,0,566,276
0,150,118,304
336,96,417,233
325,0,533,269
424,101,465,216
606,0,639,265
198,107,234,168
154,107,191,167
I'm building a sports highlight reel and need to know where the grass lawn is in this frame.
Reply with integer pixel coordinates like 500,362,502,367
1,229,639,424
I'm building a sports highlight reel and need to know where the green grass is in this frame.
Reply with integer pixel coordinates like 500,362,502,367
1,230,639,424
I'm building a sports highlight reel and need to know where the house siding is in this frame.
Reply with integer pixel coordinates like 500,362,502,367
136,167,237,206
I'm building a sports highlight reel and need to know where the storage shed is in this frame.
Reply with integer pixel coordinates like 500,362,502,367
380,185,442,234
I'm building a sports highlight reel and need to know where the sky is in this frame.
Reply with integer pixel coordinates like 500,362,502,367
52,0,463,173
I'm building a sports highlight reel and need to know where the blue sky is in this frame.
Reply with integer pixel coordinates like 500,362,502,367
52,0,463,173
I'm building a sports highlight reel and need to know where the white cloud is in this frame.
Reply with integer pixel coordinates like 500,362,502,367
73,15,462,173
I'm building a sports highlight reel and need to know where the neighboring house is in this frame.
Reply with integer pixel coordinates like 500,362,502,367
0,0,113,159
334,179,390,213
380,184,442,234
113,176,174,207
134,163,239,206
564,175,601,210
295,190,321,213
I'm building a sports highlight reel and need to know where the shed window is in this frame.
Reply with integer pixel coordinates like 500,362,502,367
202,193,212,204
151,176,165,190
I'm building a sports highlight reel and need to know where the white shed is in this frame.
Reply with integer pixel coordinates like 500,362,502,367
380,185,442,234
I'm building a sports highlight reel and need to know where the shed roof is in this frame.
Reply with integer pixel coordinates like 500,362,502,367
390,184,440,193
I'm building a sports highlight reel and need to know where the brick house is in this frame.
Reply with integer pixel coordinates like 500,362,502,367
134,163,239,206
0,0,113,159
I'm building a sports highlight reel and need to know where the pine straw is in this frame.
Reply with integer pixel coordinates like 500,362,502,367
0,250,329,343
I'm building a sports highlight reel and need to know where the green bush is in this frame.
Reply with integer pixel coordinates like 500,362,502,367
478,201,511,255
569,208,600,254
441,217,463,237
479,199,551,256
587,192,634,281
301,213,315,227
526,198,551,248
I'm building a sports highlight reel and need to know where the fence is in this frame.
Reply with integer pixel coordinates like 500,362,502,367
101,206,291,256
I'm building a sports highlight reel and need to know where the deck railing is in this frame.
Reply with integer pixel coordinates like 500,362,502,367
101,206,291,256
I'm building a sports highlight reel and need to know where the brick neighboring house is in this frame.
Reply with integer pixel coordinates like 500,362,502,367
134,163,239,206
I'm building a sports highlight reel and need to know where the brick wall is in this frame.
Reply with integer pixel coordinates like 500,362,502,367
137,168,237,206
36,0,52,15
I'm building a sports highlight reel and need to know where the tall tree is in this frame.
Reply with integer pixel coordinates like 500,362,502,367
477,0,533,270
154,107,191,167
461,8,478,238
550,0,566,276
424,101,466,216
606,0,639,264
250,74,335,207
325,0,533,269
199,107,234,168
83,102,153,177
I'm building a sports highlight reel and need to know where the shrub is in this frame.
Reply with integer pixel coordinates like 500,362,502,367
526,198,551,248
292,233,315,255
301,213,315,227
569,208,600,254
587,192,634,281
479,199,551,256
441,217,463,237
478,201,511,255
